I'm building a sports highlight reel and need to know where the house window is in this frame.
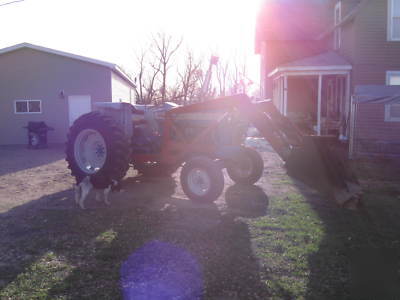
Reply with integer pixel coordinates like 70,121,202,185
385,103,400,121
386,71,400,85
14,100,42,114
334,1,342,49
388,0,400,41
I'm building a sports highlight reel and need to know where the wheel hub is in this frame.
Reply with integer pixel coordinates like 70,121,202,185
187,168,211,197
74,129,107,174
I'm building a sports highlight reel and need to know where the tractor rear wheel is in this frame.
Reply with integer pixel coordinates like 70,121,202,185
227,147,264,185
180,156,224,203
65,112,130,186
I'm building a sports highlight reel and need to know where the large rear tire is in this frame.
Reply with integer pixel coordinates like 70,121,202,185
180,156,224,203
227,147,264,185
65,112,130,187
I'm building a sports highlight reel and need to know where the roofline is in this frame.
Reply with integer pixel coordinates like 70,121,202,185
268,65,352,77
0,42,136,87
112,65,136,88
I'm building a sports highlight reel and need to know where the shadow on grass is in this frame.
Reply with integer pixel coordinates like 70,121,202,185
0,144,65,176
301,181,400,299
0,176,271,299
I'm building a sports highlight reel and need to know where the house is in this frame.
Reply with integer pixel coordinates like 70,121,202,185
0,43,136,145
256,0,400,156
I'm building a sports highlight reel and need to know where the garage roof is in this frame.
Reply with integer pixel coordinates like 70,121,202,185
0,42,136,87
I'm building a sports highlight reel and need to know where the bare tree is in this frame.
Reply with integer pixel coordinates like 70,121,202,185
216,59,229,97
133,50,146,103
133,49,161,104
151,32,183,103
178,50,203,105
228,57,250,95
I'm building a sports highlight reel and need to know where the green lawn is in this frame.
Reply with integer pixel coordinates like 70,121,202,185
1,160,400,299
249,184,400,299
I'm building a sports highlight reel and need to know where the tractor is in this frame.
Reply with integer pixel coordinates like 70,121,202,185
65,94,360,205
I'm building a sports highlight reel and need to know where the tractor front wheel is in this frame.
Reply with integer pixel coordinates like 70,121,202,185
180,157,224,203
227,147,264,185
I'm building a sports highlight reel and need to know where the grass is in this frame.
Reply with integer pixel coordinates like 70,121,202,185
246,176,400,298
1,160,400,299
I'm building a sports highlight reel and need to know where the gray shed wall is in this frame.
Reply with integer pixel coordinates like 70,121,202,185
0,48,113,145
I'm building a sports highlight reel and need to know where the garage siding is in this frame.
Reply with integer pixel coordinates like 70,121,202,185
0,48,113,145
111,72,135,104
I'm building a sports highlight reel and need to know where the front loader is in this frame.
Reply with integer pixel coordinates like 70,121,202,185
65,94,360,205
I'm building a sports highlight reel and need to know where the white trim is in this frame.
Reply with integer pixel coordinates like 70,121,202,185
385,103,400,121
283,76,288,116
260,41,268,98
345,73,351,136
317,75,322,135
272,71,350,79
334,2,342,26
14,99,42,114
388,0,400,41
386,70,400,85
0,43,136,87
268,65,352,77
334,1,342,49
349,97,356,158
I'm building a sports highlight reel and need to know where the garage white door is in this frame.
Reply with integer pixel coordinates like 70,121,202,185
68,95,91,126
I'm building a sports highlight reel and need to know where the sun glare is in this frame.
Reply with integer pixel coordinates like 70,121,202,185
0,0,262,84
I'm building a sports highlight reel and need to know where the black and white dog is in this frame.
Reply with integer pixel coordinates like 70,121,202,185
74,176,120,209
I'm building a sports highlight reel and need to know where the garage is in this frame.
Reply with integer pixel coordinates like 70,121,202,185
0,43,136,145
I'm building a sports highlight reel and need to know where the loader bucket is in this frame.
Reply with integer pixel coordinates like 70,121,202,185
284,136,361,206
241,100,361,206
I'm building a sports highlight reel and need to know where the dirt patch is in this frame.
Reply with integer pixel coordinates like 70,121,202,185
0,145,74,213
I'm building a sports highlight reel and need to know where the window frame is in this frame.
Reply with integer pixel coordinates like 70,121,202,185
14,100,42,114
385,103,400,122
388,0,400,41
334,1,342,49
386,71,400,85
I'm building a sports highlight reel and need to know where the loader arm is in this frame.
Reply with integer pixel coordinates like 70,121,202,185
239,99,360,206
240,100,303,160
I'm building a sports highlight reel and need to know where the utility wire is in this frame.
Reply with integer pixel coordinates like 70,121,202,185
0,0,24,7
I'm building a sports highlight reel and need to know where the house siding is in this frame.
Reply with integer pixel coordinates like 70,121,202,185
352,0,400,86
0,48,112,145
353,102,400,156
338,20,356,64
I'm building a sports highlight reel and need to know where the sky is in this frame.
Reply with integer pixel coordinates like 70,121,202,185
0,0,262,91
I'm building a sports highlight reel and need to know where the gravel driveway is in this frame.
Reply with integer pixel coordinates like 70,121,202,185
0,139,287,215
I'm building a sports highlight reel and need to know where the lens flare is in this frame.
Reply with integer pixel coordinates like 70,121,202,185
120,240,203,299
